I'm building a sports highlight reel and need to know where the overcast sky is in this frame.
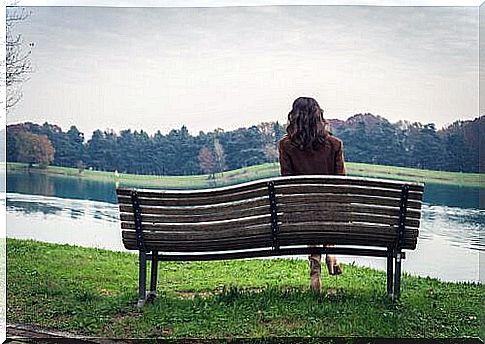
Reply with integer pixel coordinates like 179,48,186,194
6,2,479,136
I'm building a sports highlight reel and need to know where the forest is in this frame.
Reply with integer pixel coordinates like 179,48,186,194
4,113,483,175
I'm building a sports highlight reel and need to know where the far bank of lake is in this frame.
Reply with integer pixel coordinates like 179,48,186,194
2,161,483,188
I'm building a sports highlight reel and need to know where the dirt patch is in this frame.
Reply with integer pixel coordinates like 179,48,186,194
175,290,215,299
97,288,115,296
175,287,268,299
279,318,305,330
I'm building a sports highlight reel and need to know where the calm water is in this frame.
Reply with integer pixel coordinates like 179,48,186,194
5,171,485,282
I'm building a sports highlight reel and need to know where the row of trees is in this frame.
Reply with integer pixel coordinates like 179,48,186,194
6,121,286,175
5,113,482,174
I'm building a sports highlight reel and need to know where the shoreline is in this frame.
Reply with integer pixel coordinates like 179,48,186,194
5,231,481,284
3,161,482,188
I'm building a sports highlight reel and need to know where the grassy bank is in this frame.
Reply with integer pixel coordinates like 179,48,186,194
7,239,484,339
3,161,482,188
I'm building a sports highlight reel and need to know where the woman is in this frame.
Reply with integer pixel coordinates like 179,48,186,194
278,96,344,291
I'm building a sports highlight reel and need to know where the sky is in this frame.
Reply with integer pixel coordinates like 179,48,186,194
5,1,480,137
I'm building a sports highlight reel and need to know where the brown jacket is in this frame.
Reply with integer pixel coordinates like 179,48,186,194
278,135,346,176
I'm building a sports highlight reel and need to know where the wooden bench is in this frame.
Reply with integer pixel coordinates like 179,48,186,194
116,175,424,307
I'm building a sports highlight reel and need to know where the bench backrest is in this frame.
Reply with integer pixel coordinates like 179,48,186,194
116,176,424,254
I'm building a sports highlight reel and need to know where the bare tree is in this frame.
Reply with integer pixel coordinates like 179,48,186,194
213,138,226,175
198,146,216,179
264,143,279,163
5,6,34,110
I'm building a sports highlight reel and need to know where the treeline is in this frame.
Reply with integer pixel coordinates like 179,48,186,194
5,113,483,174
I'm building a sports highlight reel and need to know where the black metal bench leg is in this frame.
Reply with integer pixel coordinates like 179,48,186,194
137,251,147,308
147,251,159,302
393,250,402,301
387,249,394,299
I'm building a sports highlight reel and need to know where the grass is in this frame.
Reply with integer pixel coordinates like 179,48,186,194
2,161,483,188
6,239,484,339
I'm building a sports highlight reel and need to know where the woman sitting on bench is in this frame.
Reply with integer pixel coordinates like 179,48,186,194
278,96,345,291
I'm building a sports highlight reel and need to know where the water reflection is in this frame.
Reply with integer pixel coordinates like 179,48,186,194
6,193,123,251
6,172,118,204
6,193,119,223
421,204,483,251
423,183,482,210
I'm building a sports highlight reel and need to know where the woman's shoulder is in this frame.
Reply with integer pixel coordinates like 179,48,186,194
325,134,343,148
278,135,292,148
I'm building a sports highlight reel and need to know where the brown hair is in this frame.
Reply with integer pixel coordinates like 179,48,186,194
286,97,329,150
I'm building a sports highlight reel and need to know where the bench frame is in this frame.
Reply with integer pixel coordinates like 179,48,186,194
135,246,407,307
123,179,416,307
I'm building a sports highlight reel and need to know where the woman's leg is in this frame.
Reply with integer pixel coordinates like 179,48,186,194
308,245,322,290
325,246,342,275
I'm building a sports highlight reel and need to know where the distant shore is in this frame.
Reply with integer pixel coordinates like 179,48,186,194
3,161,482,188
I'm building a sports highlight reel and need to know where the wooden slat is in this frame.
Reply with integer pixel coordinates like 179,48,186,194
122,233,273,252
119,205,270,223
121,223,271,241
279,222,418,236
123,241,274,252
276,184,423,200
278,232,416,245
278,203,422,219
123,230,271,243
122,229,416,245
116,180,269,198
119,198,270,216
118,192,422,209
150,247,391,261
280,211,420,228
122,225,417,243
122,241,416,252
277,194,422,209
277,235,416,249
122,233,416,251
117,187,268,206
279,230,416,243
121,216,271,232
273,176,424,192
120,209,419,228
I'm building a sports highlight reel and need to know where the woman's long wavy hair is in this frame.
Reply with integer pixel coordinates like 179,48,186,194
286,97,329,150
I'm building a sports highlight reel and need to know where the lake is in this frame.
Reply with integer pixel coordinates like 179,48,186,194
5,171,484,282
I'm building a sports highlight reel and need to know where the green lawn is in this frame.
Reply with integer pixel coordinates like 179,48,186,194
3,161,482,188
6,239,484,339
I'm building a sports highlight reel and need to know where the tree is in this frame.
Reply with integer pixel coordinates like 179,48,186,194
6,6,34,110
15,131,55,168
258,122,275,146
66,126,85,166
439,118,482,172
258,122,279,163
264,144,279,163
221,126,266,169
198,147,216,178
213,138,226,174
273,121,285,142
404,123,445,170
